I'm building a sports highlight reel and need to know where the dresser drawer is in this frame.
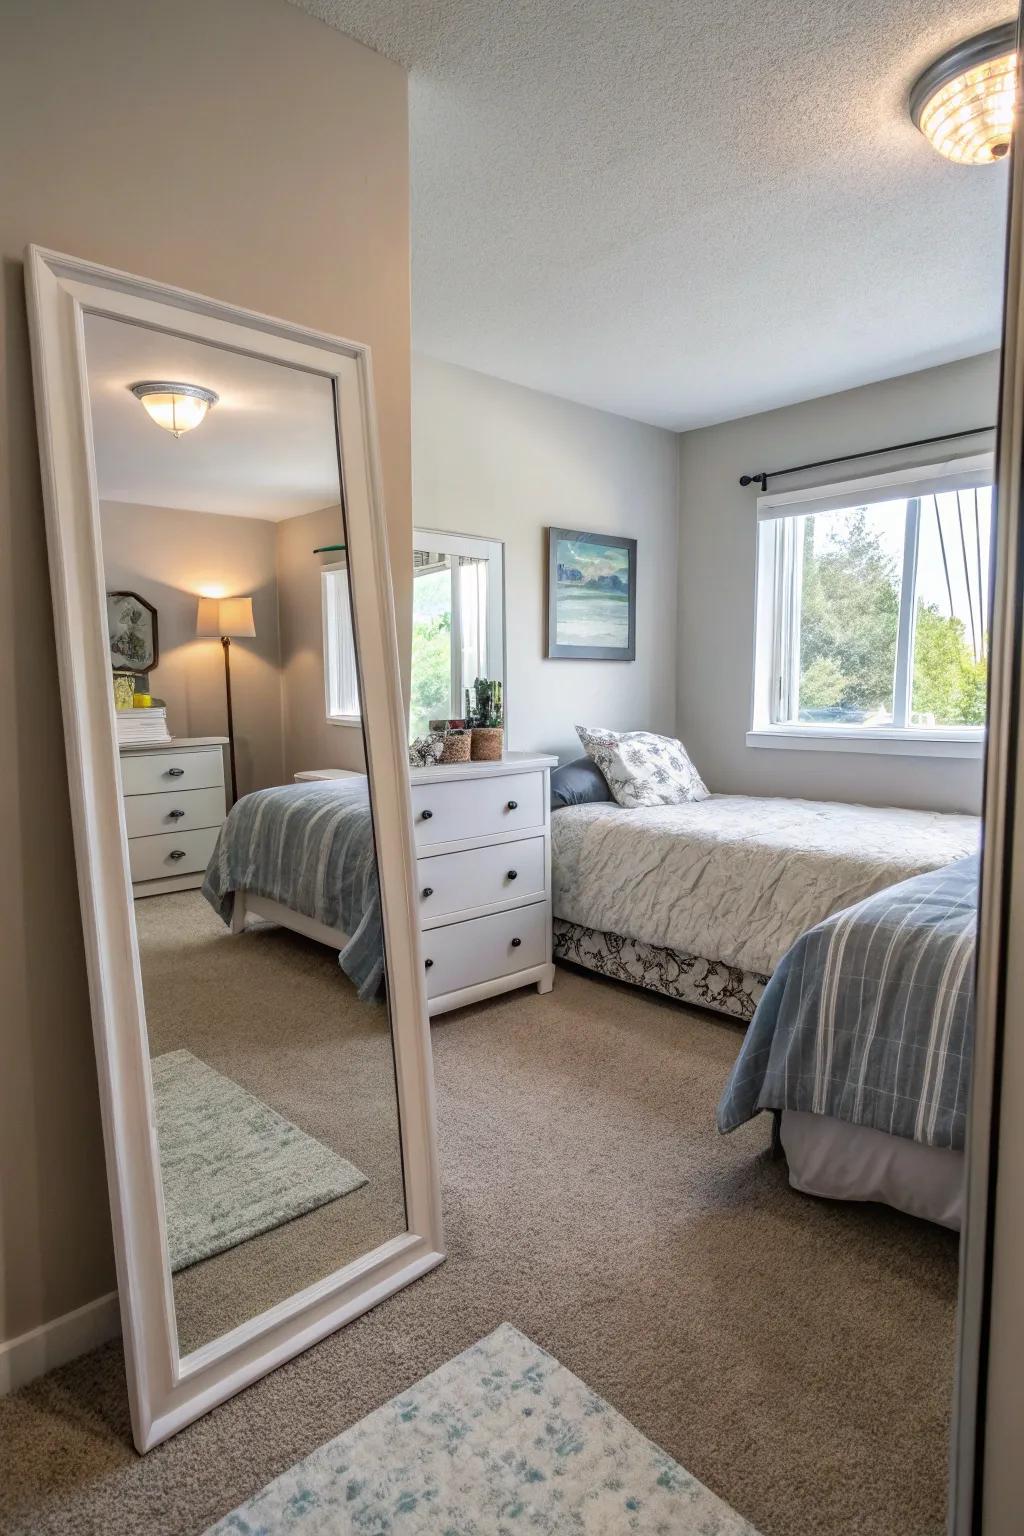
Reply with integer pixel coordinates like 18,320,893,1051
422,901,548,999
128,826,220,885
121,748,224,797
123,786,224,838
411,770,544,847
418,836,545,921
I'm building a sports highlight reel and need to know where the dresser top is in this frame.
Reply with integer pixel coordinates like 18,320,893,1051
118,736,228,754
409,750,557,785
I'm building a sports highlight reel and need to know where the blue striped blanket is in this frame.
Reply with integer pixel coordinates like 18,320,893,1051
717,855,978,1151
202,780,383,1002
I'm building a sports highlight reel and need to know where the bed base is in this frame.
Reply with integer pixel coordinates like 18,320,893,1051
231,891,349,951
552,918,766,1022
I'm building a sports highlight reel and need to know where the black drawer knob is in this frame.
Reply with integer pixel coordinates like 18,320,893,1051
167,767,185,777
169,849,187,861
424,958,433,969
168,809,185,820
506,800,518,810
422,886,434,898
511,936,522,948
507,869,518,880
421,809,433,820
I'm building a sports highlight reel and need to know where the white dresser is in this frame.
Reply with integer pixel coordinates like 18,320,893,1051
119,737,228,898
409,752,558,1017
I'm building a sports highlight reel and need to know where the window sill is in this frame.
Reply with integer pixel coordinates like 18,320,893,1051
326,714,362,729
746,727,984,759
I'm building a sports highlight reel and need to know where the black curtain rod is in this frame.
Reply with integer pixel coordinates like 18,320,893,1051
738,425,995,493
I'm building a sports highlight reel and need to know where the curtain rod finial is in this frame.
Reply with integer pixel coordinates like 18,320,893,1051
740,473,767,491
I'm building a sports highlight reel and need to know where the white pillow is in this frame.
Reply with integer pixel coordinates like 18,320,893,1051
575,726,709,808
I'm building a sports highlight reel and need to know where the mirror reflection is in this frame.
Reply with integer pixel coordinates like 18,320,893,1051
83,314,406,1357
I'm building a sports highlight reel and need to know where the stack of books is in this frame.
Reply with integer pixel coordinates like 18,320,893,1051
116,704,172,747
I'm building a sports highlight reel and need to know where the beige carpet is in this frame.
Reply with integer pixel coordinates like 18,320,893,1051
0,965,958,1536
134,891,406,1355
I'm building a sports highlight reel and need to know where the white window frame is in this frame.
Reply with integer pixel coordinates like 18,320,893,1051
321,561,361,726
411,528,505,724
748,454,992,758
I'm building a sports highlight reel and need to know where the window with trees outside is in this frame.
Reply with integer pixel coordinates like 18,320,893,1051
751,457,992,753
410,531,504,741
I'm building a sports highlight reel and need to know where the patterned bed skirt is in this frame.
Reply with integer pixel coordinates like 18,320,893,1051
553,919,767,1022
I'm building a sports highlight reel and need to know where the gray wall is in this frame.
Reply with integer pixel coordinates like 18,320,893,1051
0,0,410,1348
412,355,680,763
676,352,1000,814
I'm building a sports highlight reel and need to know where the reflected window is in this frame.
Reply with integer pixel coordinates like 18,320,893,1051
410,531,503,738
322,562,360,724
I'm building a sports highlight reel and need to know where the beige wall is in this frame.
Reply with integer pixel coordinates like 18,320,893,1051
277,505,367,779
412,355,680,762
100,504,286,797
676,353,999,815
0,0,410,1345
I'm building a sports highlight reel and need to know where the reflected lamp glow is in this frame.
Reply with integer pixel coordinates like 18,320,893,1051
130,381,219,438
911,22,1017,165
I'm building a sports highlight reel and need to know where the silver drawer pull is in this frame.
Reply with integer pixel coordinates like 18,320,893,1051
167,767,185,777
168,809,185,819
168,849,187,861
511,936,522,948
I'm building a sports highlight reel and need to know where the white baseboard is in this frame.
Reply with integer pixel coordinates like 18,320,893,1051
0,1291,121,1395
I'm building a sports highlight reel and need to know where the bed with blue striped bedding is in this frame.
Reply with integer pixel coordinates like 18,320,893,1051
202,779,383,1001
717,855,978,1152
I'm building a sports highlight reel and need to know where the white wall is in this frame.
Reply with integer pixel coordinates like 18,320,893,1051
412,355,679,763
676,352,1000,815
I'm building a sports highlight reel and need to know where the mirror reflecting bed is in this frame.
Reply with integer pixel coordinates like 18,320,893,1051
83,314,406,1358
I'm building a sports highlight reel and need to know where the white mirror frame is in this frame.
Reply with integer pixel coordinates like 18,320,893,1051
24,247,444,1452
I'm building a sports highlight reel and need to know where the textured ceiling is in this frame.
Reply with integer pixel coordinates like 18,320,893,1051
293,0,1014,428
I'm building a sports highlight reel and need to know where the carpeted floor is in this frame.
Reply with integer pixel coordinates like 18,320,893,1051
0,964,959,1536
135,891,407,1354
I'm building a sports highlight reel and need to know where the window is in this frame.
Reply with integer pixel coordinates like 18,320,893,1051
410,531,503,740
322,563,360,725
751,456,992,754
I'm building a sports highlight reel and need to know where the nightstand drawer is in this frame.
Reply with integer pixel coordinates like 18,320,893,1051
123,786,224,838
418,836,545,920
121,748,224,797
411,770,544,847
422,901,548,999
128,826,220,885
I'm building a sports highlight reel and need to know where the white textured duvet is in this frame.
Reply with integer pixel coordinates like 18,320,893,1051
551,795,979,978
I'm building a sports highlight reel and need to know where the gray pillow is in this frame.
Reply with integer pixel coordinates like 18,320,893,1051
550,755,613,810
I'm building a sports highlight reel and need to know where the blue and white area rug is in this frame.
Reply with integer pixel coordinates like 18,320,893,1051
205,1323,759,1534
152,1050,367,1272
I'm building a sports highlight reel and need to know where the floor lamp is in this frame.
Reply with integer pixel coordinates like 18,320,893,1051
196,596,255,805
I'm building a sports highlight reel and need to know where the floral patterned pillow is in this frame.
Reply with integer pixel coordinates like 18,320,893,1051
575,726,709,808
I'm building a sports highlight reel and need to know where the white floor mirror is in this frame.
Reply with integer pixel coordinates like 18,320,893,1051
25,247,444,1451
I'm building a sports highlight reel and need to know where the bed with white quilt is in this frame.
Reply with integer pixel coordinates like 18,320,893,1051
552,794,979,1020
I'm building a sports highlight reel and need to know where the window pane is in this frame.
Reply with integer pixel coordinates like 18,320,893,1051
459,557,487,691
410,559,453,739
910,488,991,727
795,501,905,725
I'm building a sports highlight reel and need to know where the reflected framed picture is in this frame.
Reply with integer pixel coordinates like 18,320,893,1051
107,589,158,673
546,528,636,660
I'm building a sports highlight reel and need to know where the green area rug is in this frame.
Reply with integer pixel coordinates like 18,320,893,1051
205,1323,759,1534
152,1050,367,1272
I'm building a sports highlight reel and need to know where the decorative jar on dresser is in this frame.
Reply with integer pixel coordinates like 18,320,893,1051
119,737,228,897
408,752,558,1017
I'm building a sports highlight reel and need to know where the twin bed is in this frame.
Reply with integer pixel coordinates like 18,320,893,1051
200,764,980,1230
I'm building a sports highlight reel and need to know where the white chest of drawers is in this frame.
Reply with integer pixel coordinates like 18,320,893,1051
119,737,228,897
408,752,558,1017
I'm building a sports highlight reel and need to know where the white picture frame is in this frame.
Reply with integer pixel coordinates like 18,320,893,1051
24,246,444,1452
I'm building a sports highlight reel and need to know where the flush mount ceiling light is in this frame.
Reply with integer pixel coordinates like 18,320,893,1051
129,380,219,438
911,21,1017,165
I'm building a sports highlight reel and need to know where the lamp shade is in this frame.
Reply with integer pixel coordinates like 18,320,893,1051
196,596,256,638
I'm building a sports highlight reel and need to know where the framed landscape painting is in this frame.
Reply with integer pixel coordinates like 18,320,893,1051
546,528,636,660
